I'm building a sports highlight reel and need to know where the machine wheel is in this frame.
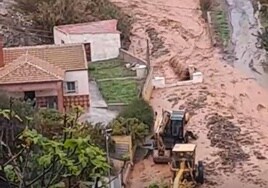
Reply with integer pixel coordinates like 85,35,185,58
195,161,204,184
184,135,189,143
185,130,198,140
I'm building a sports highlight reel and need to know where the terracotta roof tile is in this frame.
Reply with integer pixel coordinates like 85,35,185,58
3,43,88,70
0,54,65,84
55,19,120,35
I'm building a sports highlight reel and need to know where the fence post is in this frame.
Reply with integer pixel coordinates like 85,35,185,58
146,39,151,67
207,11,216,46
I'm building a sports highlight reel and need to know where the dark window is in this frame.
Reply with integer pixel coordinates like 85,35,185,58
66,81,76,93
171,120,181,137
84,43,91,61
24,91,35,100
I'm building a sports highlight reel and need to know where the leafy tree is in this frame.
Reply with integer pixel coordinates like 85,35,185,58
256,27,268,52
0,108,110,187
119,98,154,128
32,108,64,138
110,117,149,144
0,92,34,122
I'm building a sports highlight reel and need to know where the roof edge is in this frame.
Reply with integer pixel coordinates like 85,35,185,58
54,26,69,35
54,19,120,35
3,43,84,51
0,79,63,85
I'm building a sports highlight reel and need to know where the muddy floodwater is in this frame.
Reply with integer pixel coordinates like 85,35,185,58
226,0,268,88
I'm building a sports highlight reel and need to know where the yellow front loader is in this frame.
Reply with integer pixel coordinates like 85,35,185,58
169,144,204,188
153,110,197,163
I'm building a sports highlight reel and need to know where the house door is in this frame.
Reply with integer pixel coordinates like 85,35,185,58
24,91,35,100
84,43,91,62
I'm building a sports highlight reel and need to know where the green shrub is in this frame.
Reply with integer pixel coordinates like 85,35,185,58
149,183,159,188
0,91,34,122
111,117,149,141
256,27,268,52
148,182,168,188
118,98,154,128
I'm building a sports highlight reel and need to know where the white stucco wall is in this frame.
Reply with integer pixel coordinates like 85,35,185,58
54,28,121,62
53,28,69,44
64,70,89,96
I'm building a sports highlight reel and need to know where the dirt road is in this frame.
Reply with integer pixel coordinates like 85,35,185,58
111,0,268,187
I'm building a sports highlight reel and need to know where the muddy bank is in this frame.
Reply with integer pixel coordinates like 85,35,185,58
225,0,268,88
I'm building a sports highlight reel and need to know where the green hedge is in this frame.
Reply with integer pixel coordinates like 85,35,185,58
118,98,154,128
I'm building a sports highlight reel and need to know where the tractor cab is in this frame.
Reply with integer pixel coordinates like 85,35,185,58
160,110,189,150
170,144,204,187
169,110,187,140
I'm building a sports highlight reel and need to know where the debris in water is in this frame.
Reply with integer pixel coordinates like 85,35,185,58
206,113,253,171
249,60,262,75
146,27,169,58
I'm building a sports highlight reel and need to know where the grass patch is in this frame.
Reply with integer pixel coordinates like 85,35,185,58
89,58,136,80
198,0,230,47
258,0,268,28
98,79,139,104
257,0,268,52
211,10,230,47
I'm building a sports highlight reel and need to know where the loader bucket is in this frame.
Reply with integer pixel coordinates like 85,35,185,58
153,149,171,163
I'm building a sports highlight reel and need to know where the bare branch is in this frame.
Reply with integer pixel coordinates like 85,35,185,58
1,141,24,183
3,148,25,167
19,149,30,188
26,165,54,187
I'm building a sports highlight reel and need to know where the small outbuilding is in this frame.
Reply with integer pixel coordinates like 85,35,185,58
53,19,121,62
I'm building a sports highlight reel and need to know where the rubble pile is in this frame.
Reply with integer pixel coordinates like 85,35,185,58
206,113,251,169
169,56,191,81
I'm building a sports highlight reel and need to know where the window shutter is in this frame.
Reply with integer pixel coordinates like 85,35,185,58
75,81,78,93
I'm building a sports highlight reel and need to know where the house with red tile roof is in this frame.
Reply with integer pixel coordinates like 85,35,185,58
0,38,90,112
53,19,121,62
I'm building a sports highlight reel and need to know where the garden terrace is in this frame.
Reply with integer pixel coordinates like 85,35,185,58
89,58,140,104
89,58,136,80
98,79,139,104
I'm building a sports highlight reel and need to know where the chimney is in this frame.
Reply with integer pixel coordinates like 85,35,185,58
0,35,4,68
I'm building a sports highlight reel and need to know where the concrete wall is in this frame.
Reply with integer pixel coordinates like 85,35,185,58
64,70,89,96
119,49,147,65
54,28,121,62
112,135,135,163
153,71,204,88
